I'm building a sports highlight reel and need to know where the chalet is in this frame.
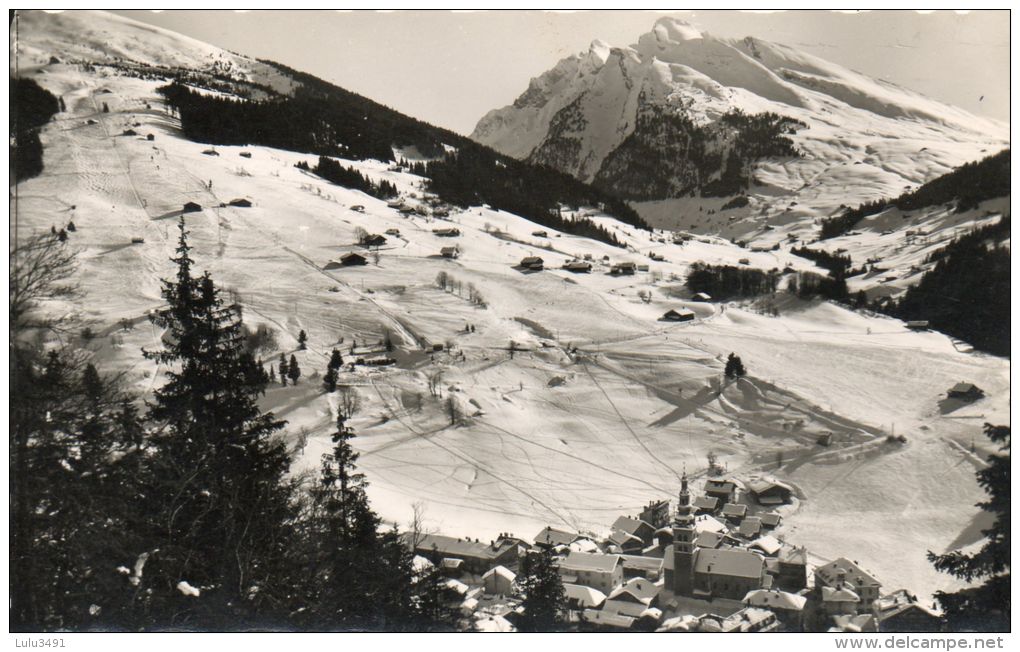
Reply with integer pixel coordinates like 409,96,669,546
182,201,202,213
947,382,984,401
815,558,882,608
385,228,400,236
146,133,155,141
482,565,516,596
558,551,623,594
747,478,794,506
906,320,929,331
386,200,404,209
649,252,665,261
201,148,219,156
691,548,768,600
440,246,459,259
743,589,807,630
130,237,145,244
692,495,720,515
737,516,763,539
350,205,365,212
817,432,833,447
564,584,606,610
739,258,750,265
413,533,520,575
563,260,592,273
874,590,944,632
610,262,637,275
662,309,696,322
239,151,252,158
692,292,712,302
532,230,548,237
121,128,138,136
760,512,782,529
519,256,544,271
721,503,747,523
637,264,651,272
440,557,464,576
705,479,737,504
611,516,656,546
748,535,782,557
336,252,368,267
227,198,252,207
533,526,579,549
433,228,461,237
399,205,416,214
606,529,644,554
603,577,661,619
362,234,387,248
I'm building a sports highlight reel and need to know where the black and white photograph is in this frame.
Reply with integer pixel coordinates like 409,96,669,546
8,6,1011,640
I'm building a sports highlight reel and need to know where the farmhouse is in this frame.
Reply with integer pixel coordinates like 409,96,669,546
947,382,984,400
610,262,636,275
705,479,737,504
362,234,387,248
532,230,548,237
611,516,656,546
440,246,459,259
182,201,202,213
533,526,579,549
519,256,544,271
662,309,696,322
906,320,929,331
413,533,520,575
563,260,592,273
692,292,712,301
433,227,461,237
336,252,368,268
227,198,252,207
747,478,794,506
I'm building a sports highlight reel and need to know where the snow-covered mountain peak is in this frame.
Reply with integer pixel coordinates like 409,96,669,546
651,16,708,43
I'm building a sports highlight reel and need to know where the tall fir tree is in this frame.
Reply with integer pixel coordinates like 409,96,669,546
287,354,301,385
515,547,566,632
139,218,298,629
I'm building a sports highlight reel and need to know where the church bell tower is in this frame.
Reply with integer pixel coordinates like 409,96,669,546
672,471,696,596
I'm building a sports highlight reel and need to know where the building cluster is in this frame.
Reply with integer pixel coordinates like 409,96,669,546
407,473,943,633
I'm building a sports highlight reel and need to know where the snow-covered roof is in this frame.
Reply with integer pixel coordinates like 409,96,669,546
743,588,808,611
482,565,516,582
559,551,621,573
748,534,782,555
693,548,765,579
563,583,606,608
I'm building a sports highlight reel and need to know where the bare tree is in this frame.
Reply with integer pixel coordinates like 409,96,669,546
336,384,362,421
408,501,433,549
10,232,80,336
426,371,442,398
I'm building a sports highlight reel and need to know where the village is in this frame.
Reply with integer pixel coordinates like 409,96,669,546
407,471,946,633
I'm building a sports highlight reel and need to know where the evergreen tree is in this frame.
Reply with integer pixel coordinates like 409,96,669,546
298,330,307,350
928,423,1010,631
328,348,343,370
301,414,413,628
139,218,298,629
279,353,289,387
515,546,566,632
66,220,76,232
323,365,338,393
724,353,746,379
288,354,301,385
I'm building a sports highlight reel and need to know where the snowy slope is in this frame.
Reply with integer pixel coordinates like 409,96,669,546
11,10,1010,604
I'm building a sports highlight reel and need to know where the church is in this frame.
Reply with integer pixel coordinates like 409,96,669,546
663,473,770,601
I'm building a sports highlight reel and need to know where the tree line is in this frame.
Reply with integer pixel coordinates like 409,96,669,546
11,77,60,182
820,149,1010,239
685,262,780,300
300,157,398,200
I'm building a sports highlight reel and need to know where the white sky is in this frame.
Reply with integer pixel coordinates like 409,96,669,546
112,10,1010,135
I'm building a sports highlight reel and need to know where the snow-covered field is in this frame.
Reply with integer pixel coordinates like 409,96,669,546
11,10,1009,604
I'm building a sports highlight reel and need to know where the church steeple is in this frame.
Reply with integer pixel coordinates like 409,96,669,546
672,470,696,596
